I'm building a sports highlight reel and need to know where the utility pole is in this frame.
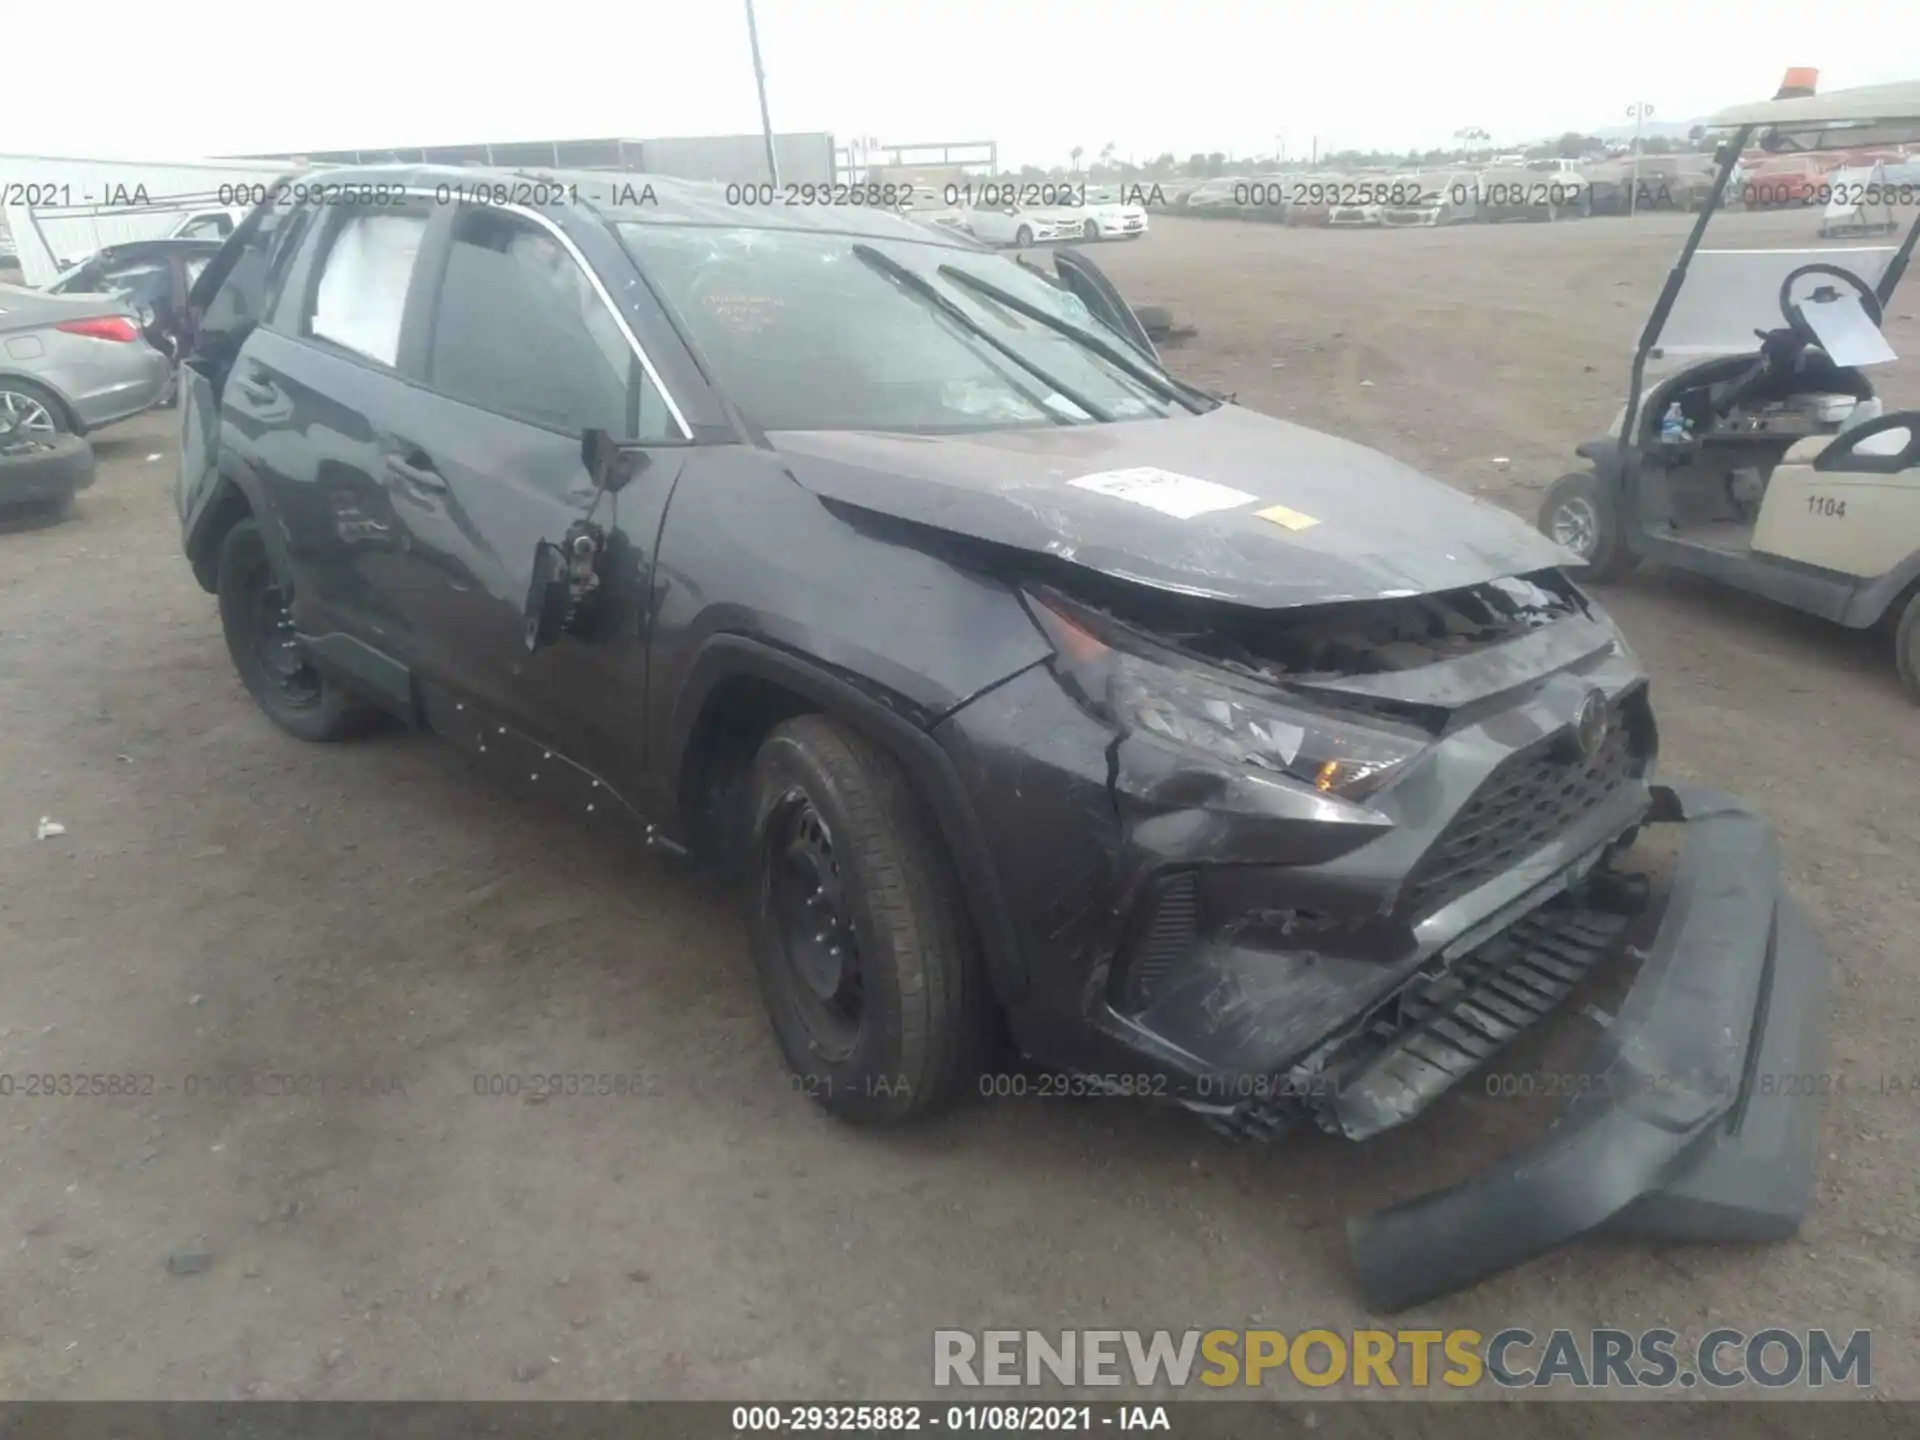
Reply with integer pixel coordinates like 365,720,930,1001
744,0,779,185
1626,101,1654,216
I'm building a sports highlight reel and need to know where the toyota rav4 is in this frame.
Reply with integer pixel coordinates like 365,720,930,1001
175,166,1831,1308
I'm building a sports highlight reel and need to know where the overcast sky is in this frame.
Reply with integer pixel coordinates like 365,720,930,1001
7,0,1915,166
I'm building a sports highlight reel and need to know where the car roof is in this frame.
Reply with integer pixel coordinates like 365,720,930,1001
302,163,982,248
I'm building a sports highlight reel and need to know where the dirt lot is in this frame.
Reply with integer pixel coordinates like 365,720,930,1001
2,210,1917,1401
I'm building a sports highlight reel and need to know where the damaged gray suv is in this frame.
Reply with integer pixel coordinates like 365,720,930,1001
175,167,1830,1308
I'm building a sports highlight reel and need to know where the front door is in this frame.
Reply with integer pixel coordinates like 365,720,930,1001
370,200,688,794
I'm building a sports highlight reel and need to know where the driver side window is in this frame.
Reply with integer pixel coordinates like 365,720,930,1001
425,207,675,441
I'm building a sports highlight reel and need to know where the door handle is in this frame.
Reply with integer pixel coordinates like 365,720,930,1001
236,376,278,404
385,453,448,493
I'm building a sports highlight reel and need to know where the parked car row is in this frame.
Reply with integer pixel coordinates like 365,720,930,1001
888,184,1149,248
1159,144,1918,227
950,187,1150,248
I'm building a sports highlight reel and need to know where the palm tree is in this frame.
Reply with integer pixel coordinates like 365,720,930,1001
1453,126,1489,157
1069,145,1084,174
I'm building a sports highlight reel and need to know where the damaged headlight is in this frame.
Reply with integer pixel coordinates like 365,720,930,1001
1027,588,1430,800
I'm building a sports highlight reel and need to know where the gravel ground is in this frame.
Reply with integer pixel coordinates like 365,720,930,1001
1,208,1916,1401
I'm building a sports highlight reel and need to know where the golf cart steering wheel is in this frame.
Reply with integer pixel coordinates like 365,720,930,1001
1778,263,1883,342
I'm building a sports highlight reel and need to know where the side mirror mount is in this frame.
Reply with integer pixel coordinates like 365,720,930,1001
523,540,571,652
580,427,633,494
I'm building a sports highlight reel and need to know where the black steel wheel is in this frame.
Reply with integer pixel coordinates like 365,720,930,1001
765,793,865,1058
748,715,982,1124
216,518,376,741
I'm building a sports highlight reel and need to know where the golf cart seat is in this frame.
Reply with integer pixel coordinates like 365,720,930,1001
1753,412,1920,573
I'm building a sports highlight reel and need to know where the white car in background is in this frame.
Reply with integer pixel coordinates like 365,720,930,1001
897,186,972,238
1059,186,1149,240
965,202,1076,247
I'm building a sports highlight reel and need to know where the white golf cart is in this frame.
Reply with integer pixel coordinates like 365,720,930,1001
1538,77,1920,696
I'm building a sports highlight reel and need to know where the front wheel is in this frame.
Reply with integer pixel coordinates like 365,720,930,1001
1082,218,1100,240
216,517,377,741
1014,224,1034,247
1538,469,1638,580
1895,590,1920,702
748,715,982,1125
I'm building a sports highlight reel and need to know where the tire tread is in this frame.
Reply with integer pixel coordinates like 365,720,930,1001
754,715,979,1122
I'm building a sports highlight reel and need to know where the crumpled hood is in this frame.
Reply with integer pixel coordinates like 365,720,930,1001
770,405,1573,608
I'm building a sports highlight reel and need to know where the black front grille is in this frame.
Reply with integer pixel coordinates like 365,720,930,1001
1201,895,1635,1142
1403,701,1642,917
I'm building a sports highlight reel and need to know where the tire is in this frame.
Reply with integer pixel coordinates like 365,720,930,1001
1895,590,1920,702
1014,224,1034,248
0,377,72,436
748,714,982,1125
1082,219,1100,240
1538,469,1638,580
216,517,376,741
0,432,92,513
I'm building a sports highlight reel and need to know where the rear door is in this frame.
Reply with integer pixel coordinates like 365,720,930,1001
368,200,688,789
176,190,307,550
204,199,441,671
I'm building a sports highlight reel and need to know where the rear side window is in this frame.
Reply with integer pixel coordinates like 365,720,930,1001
306,212,428,366
426,207,675,439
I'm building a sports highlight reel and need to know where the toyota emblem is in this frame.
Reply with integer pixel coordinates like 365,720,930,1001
1571,690,1609,761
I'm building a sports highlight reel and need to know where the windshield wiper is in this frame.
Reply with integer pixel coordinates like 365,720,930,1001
936,264,1218,414
849,244,1112,424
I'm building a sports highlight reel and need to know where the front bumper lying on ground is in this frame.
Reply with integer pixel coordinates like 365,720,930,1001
1348,782,1832,1310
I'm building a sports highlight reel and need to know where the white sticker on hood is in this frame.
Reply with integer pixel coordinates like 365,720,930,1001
1067,467,1256,520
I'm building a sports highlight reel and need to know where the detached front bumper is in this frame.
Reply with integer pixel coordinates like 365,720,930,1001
1348,782,1831,1310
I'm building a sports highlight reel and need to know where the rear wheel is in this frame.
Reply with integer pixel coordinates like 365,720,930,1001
216,517,376,741
1895,591,1920,702
748,715,982,1125
1082,218,1101,240
1538,469,1638,580
0,379,70,436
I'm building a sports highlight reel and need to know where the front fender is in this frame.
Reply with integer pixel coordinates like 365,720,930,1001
666,633,1036,1004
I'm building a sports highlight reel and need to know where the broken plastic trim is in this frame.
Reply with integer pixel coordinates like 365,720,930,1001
1030,569,1580,702
1025,586,1432,801
1346,782,1831,1311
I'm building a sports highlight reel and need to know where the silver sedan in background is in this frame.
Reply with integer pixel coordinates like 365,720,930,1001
0,283,170,435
